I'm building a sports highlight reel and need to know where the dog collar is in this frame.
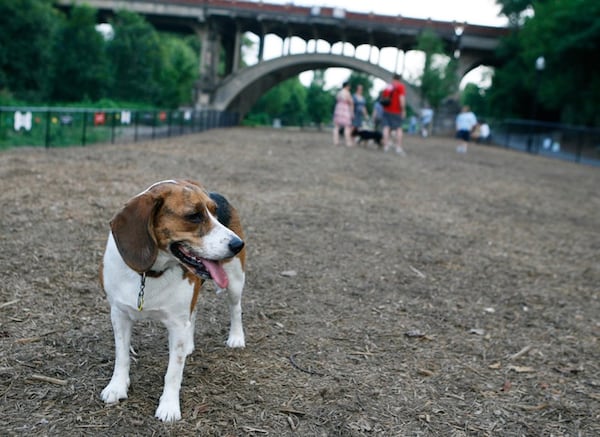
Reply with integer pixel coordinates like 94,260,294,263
137,273,146,311
137,270,167,311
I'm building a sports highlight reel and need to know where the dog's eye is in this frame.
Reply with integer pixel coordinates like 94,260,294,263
185,211,205,223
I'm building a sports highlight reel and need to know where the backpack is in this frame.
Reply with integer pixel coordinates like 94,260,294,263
379,87,394,107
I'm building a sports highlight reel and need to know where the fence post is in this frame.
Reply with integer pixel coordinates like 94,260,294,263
82,110,88,146
576,130,583,163
134,111,139,142
45,110,52,148
111,111,117,144
152,111,157,140
167,110,172,137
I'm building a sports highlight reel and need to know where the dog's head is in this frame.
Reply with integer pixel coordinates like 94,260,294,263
110,180,244,288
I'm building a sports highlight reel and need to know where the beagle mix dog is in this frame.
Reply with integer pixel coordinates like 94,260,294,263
100,179,246,422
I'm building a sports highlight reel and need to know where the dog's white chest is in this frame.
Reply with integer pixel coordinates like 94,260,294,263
103,234,194,321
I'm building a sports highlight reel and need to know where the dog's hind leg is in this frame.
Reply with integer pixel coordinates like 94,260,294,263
223,258,245,348
101,307,133,403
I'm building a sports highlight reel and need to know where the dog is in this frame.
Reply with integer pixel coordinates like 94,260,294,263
99,179,246,422
351,127,383,147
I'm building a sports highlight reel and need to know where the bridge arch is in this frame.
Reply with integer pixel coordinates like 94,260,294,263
212,53,422,119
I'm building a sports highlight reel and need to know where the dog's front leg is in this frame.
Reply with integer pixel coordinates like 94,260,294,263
224,259,245,348
155,319,195,422
101,307,133,403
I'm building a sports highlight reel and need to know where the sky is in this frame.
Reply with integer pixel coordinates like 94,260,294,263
266,0,507,26
243,0,508,93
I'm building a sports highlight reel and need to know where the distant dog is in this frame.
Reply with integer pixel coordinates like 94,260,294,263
100,179,246,422
351,127,383,147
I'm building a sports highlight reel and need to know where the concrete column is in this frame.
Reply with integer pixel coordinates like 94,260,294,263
285,30,292,55
258,24,265,61
232,23,241,72
196,24,218,108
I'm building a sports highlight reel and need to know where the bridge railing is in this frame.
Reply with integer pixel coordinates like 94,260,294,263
1,107,239,149
488,119,600,166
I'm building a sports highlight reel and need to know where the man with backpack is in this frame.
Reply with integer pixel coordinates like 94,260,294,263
380,73,407,155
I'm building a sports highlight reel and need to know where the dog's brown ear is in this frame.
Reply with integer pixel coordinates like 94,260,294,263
110,192,161,273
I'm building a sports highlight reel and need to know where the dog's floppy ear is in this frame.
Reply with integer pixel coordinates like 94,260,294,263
110,192,162,273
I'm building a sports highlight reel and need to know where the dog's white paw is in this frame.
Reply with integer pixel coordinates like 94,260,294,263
101,380,129,404
155,396,181,422
226,332,245,348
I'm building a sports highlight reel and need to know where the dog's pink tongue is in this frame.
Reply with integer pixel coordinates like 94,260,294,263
202,259,229,288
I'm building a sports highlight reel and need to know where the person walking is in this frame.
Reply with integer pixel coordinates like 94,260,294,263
352,84,369,132
455,105,477,153
420,104,434,137
333,81,354,147
381,74,407,155
372,99,384,132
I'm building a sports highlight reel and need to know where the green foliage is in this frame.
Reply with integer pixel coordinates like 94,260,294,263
490,0,600,126
247,77,308,126
0,3,200,109
415,30,458,109
305,71,335,126
461,83,488,116
156,35,199,107
107,11,163,104
51,5,110,102
0,0,61,102
522,0,600,125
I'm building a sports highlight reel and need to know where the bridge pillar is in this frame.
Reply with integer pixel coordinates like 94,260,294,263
257,26,265,61
196,24,221,108
232,23,242,73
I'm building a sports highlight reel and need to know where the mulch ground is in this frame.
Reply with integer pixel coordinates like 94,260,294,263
1,127,599,436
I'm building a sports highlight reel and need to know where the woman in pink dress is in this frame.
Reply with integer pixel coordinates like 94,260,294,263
333,82,354,147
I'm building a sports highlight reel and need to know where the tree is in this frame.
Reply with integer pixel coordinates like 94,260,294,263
107,10,163,104
461,83,488,116
415,29,458,110
520,0,600,125
156,35,199,107
490,0,600,126
51,5,110,102
306,71,335,128
280,81,307,126
496,0,550,26
0,0,61,102
248,77,308,126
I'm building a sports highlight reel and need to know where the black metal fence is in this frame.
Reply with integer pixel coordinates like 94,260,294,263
489,119,600,166
1,107,239,149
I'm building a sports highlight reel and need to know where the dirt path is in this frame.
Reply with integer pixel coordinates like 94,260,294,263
1,128,599,436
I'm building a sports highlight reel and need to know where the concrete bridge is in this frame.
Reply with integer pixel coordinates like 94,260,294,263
214,53,423,116
55,0,509,117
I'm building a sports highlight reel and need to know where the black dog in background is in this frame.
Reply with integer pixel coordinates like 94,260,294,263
351,127,383,147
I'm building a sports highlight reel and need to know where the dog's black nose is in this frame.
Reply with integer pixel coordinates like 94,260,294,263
229,237,245,255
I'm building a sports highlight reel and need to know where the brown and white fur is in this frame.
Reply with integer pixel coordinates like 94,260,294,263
100,179,246,422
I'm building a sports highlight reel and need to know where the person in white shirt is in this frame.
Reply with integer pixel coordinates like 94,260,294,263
455,106,477,153
420,105,434,137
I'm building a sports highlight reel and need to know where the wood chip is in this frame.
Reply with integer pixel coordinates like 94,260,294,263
508,365,536,373
0,299,20,309
508,345,532,360
28,374,68,385
409,265,426,278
